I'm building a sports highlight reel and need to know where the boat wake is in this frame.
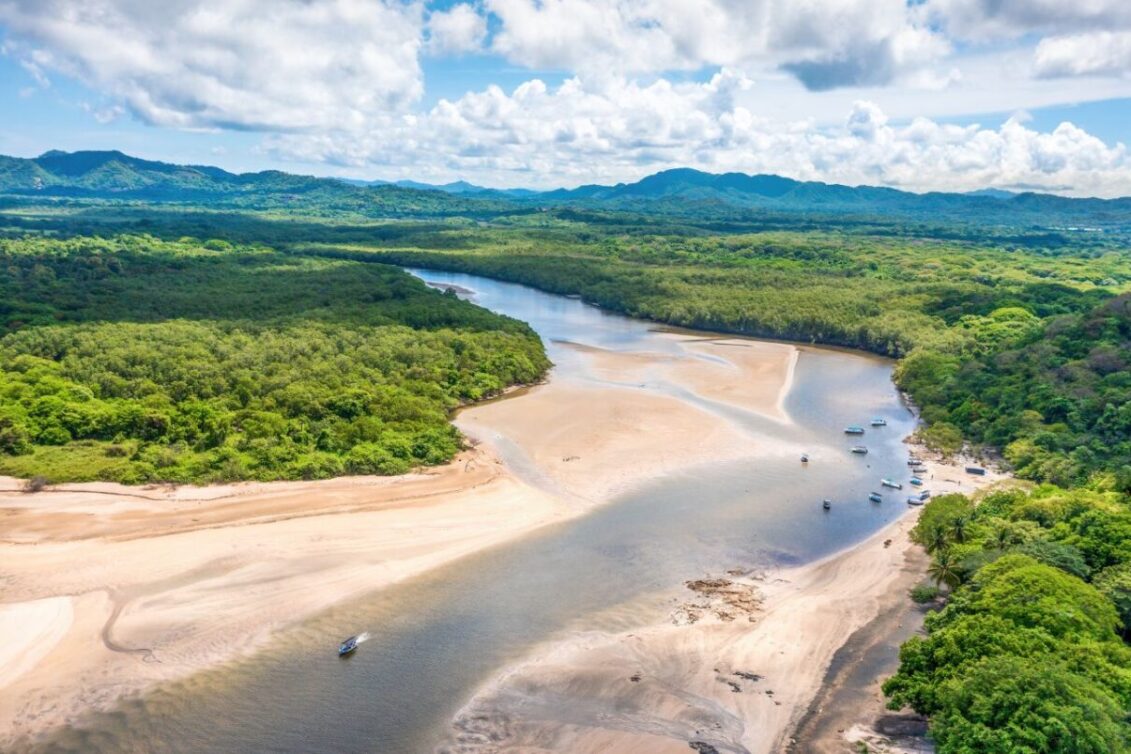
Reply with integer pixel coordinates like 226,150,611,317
355,632,371,645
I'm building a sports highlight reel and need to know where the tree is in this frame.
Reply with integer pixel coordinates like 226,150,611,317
928,549,963,590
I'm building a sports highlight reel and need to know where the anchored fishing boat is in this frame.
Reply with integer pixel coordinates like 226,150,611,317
822,499,832,510
844,425,865,435
871,418,887,426
868,492,883,503
850,446,869,455
881,478,903,490
800,453,809,463
910,477,923,486
906,496,924,506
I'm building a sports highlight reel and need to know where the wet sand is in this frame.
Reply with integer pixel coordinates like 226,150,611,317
437,452,1009,754
0,332,798,747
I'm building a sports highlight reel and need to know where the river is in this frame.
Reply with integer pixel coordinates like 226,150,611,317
33,269,917,754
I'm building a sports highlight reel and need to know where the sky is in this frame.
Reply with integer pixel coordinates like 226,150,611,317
1,0,1131,196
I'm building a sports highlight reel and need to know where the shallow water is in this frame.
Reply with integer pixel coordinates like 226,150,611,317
32,270,918,754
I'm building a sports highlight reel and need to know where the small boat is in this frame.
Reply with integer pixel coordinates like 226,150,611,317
850,446,869,455
919,490,931,500
909,477,923,486
339,636,359,656
868,492,883,503
871,418,887,426
906,496,925,506
800,454,809,463
907,458,922,466
881,478,903,489
965,466,986,476
844,426,866,435
912,466,928,475
822,499,832,510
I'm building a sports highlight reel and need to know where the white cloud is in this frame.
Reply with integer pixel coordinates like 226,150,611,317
267,75,1131,196
485,0,950,91
925,0,1131,41
1034,32,1131,79
427,3,487,55
0,0,426,130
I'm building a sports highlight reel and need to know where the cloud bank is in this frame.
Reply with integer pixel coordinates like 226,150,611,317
1,0,1130,194
267,75,1131,196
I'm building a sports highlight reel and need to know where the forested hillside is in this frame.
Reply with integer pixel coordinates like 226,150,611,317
0,234,548,483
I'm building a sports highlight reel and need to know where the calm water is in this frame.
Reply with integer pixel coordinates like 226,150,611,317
33,270,917,754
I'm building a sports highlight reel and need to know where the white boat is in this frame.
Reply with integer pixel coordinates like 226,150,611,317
881,478,903,489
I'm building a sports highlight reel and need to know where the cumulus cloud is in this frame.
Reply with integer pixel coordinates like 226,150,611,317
0,0,426,130
427,3,487,55
485,0,950,91
924,0,1131,78
267,76,1131,196
1034,32,1131,79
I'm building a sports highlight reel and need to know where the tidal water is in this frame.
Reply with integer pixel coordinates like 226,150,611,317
33,270,917,754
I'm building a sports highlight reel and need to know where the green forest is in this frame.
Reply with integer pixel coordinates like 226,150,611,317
0,234,548,483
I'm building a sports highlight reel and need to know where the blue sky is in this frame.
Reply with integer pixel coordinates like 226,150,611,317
2,1,1131,195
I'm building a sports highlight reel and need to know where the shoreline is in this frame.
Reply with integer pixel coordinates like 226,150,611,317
437,444,1010,753
1,324,801,748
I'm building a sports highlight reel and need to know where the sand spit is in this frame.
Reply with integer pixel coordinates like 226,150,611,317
1,329,798,747
438,454,1009,754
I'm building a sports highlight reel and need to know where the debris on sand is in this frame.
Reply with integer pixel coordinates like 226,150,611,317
688,742,721,754
672,577,763,624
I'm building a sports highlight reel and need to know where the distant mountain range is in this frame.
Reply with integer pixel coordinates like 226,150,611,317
340,176,537,197
2,150,1129,228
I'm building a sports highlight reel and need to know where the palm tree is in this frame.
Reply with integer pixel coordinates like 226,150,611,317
950,514,971,544
928,549,962,591
925,526,951,555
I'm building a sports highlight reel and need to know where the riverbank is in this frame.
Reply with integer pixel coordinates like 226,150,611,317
438,452,1007,754
0,328,800,747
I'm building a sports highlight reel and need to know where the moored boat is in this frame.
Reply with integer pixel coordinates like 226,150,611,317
881,478,903,489
339,635,359,656
910,477,923,486
822,498,832,510
850,446,869,454
871,418,887,426
844,425,865,435
919,490,931,500
906,496,924,506
801,453,809,463
868,492,883,503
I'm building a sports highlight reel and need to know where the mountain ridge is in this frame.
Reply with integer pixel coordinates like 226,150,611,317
2,150,1129,227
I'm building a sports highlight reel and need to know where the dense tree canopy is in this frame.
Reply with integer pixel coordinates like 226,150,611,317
0,235,548,482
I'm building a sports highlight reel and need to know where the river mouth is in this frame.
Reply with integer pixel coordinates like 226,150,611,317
27,269,916,754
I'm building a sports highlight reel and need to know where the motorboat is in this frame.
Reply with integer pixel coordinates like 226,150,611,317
844,426,865,435
909,477,923,486
868,492,883,503
339,635,359,656
850,446,869,455
871,418,887,426
907,496,925,506
881,478,903,489
822,499,832,510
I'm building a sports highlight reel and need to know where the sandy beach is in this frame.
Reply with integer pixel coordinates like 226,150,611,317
437,452,1007,754
1,330,799,747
